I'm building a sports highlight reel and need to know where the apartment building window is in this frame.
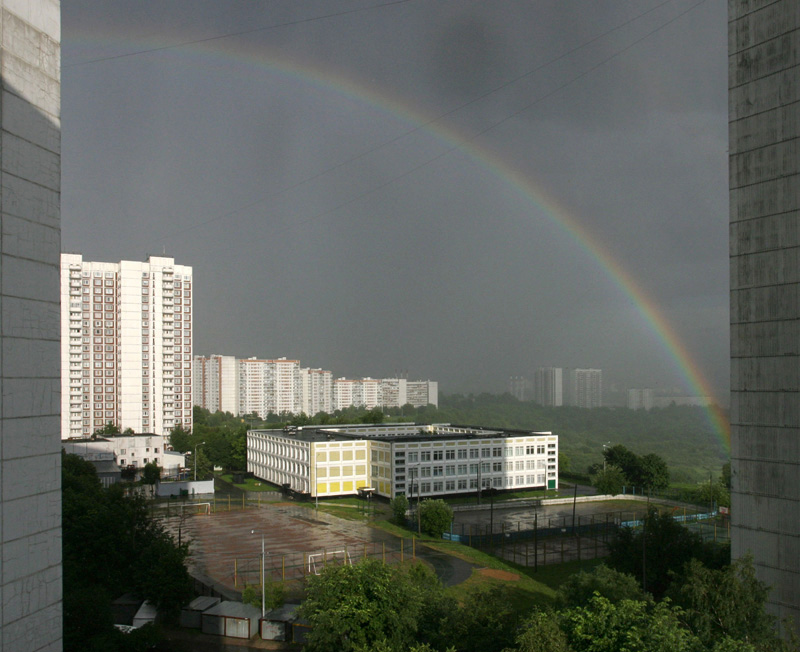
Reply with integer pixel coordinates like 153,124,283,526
493,447,502,457
433,466,443,477
469,449,479,459
457,449,467,460
433,451,443,461
433,482,443,492
421,451,431,462
492,462,502,472
458,479,467,490
457,464,467,475
421,467,431,478
445,450,455,460
421,482,431,493
445,465,455,476
407,452,418,463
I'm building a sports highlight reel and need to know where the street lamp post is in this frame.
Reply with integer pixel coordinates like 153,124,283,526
251,529,266,619
602,442,611,472
194,441,206,481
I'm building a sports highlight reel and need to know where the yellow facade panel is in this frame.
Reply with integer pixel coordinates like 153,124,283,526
343,481,354,492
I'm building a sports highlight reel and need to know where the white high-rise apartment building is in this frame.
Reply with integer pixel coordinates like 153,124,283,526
567,368,603,409
300,368,333,416
266,357,301,415
194,354,239,414
535,367,564,406
406,380,438,408
238,357,301,417
333,377,381,411
60,254,193,438
380,378,407,408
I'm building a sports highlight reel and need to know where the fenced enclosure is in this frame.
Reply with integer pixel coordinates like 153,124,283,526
232,539,419,590
152,492,282,518
446,506,730,569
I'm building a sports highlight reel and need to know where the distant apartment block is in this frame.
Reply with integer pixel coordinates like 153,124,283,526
248,423,557,500
567,368,603,409
333,377,381,411
237,357,302,417
535,367,564,406
627,388,654,411
195,358,438,417
406,380,438,408
193,354,239,414
508,376,534,401
1,0,64,648
300,368,333,416
60,254,193,438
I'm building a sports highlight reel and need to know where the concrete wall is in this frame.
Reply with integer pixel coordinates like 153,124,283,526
729,0,800,627
0,1,63,650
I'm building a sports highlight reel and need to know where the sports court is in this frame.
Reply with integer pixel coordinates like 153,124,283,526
165,503,413,595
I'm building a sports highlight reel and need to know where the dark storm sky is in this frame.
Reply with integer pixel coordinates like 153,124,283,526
60,0,729,399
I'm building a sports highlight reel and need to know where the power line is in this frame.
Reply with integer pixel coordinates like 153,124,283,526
64,0,413,68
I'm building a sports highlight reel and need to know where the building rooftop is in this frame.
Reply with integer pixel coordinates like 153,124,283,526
251,423,553,443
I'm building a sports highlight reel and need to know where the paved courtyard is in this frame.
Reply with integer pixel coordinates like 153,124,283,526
163,503,472,595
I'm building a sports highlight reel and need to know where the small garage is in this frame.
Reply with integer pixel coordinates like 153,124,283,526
260,603,300,641
132,601,157,628
179,596,221,629
201,601,261,639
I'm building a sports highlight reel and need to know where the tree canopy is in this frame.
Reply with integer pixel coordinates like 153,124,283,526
62,453,193,651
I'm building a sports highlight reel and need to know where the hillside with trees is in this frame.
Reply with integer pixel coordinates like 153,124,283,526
186,394,727,485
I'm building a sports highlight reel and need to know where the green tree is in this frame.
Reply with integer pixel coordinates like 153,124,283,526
188,448,213,481
242,580,285,612
418,499,453,538
668,556,780,650
591,464,626,496
169,423,193,453
721,462,732,489
361,407,385,424
603,444,641,483
141,461,161,486
693,478,731,509
608,507,725,599
299,560,433,652
390,494,409,525
93,421,121,436
445,585,519,652
638,453,670,491
505,609,572,652
560,595,698,652
62,453,193,650
557,564,648,608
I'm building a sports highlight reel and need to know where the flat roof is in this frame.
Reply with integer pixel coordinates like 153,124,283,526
249,423,553,444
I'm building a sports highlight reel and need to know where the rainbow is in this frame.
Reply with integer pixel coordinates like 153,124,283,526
65,29,730,450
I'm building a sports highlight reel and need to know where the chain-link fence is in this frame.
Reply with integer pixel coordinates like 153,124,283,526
446,506,729,569
232,539,420,591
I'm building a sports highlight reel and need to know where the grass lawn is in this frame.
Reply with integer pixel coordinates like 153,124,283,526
292,498,391,522
371,517,600,612
216,473,281,492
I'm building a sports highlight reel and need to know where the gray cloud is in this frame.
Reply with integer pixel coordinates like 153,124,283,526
61,0,729,400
